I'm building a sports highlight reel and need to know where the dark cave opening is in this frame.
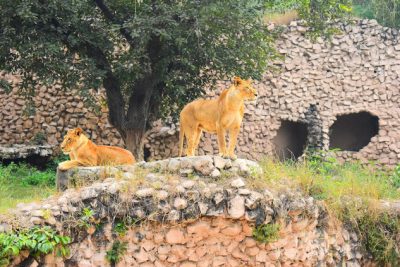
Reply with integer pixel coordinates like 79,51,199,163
329,112,379,151
273,120,308,161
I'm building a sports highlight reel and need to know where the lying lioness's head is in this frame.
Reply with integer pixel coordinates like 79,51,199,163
232,76,258,100
60,128,86,154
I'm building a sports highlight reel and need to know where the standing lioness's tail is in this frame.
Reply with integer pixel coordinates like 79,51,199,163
178,121,184,157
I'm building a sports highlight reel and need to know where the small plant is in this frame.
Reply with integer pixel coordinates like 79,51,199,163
113,221,128,237
105,240,128,265
0,226,70,267
31,131,46,145
78,207,100,235
252,223,280,244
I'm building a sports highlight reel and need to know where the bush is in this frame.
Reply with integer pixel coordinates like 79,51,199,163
0,163,55,187
106,240,128,265
252,223,280,244
0,226,70,267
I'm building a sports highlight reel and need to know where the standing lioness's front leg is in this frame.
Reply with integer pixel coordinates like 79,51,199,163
216,123,227,157
228,125,240,160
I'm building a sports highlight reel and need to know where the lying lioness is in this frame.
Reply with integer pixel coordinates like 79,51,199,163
58,128,135,170
179,77,257,159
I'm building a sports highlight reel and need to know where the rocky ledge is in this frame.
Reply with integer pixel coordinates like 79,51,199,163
0,144,53,160
0,156,377,266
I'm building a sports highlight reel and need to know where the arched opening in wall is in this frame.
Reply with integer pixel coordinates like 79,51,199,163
273,120,308,161
329,112,379,151
143,146,151,162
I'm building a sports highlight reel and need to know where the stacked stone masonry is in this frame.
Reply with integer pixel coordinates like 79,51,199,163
1,19,400,165
1,156,389,266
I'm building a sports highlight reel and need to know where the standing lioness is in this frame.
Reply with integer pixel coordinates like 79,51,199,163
58,128,135,170
179,77,257,159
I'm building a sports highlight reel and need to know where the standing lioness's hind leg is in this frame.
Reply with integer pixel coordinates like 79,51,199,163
193,129,202,156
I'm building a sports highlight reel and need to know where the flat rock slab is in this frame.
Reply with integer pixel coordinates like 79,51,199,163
56,156,262,191
56,165,135,191
0,145,53,160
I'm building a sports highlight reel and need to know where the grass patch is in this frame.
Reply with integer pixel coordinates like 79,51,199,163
253,151,400,264
0,163,56,213
256,153,400,216
252,223,280,244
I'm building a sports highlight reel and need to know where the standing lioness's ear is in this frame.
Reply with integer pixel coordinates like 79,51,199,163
233,76,242,86
74,127,83,136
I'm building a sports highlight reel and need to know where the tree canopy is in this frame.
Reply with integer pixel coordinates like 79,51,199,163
0,0,352,159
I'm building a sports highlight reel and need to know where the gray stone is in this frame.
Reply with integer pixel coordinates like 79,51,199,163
182,180,195,189
231,178,245,188
167,158,181,172
210,168,221,178
136,188,155,198
174,198,187,210
193,156,214,176
228,195,245,219
156,190,169,200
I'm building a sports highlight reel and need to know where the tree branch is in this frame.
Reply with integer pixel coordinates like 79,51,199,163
93,0,135,46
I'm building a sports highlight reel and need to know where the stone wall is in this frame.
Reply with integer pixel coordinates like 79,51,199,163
1,156,389,266
0,72,123,149
145,19,400,166
1,19,400,165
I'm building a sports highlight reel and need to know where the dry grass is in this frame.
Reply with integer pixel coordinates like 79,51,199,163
251,156,400,218
264,11,299,25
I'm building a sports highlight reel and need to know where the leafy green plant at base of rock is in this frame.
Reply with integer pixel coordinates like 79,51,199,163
106,240,128,265
252,223,280,244
0,226,70,267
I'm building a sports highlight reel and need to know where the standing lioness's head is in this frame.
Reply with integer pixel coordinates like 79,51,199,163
232,76,258,100
60,127,86,154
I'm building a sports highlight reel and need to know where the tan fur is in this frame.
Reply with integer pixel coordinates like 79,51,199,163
179,77,257,159
58,128,135,170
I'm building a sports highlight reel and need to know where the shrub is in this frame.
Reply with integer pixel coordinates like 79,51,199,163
106,240,128,265
0,162,55,187
252,223,280,244
0,226,70,267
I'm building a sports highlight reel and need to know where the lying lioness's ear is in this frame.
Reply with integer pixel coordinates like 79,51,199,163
233,76,242,86
247,78,253,83
74,127,83,136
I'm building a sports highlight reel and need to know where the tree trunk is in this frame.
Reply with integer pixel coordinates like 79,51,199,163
123,73,156,161
125,128,146,161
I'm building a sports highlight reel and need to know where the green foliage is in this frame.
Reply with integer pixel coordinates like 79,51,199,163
0,163,56,212
78,207,99,231
0,226,70,266
258,155,400,213
0,163,55,187
352,0,400,28
343,208,400,265
105,240,128,265
0,0,352,156
257,155,400,264
264,0,300,12
297,0,353,38
390,164,400,188
113,221,128,237
252,223,280,244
